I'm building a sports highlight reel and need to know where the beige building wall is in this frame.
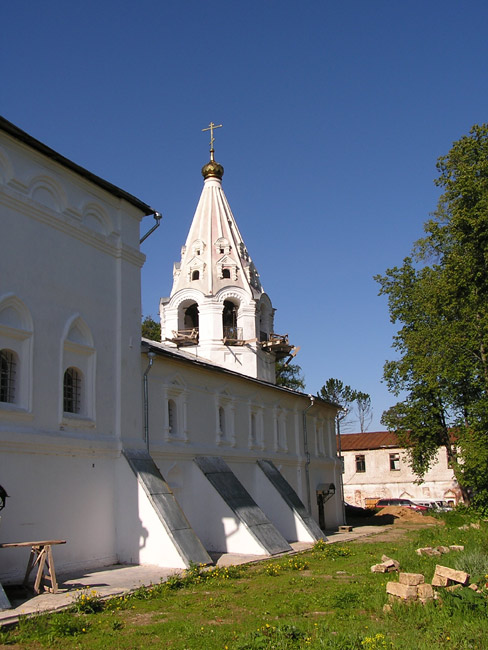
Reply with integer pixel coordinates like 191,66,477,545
342,445,461,507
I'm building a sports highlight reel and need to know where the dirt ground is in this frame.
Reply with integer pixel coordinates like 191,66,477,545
347,506,443,543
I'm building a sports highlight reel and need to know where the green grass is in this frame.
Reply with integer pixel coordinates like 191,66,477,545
1,516,488,649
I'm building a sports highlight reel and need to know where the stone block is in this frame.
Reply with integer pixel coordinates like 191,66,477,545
399,572,424,586
417,583,434,600
386,582,418,600
471,522,481,529
446,584,462,592
468,583,480,592
449,545,464,552
416,547,441,556
436,546,450,554
432,574,449,587
339,525,353,532
434,565,470,586
381,555,400,569
371,564,388,573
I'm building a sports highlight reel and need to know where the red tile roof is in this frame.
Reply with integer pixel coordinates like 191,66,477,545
338,431,401,451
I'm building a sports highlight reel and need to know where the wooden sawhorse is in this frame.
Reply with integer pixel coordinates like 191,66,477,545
0,540,66,594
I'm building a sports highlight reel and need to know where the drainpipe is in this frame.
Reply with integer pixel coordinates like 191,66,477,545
302,394,315,513
140,212,162,244
336,410,347,525
143,350,156,450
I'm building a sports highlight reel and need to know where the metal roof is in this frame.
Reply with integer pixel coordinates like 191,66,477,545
339,431,400,451
0,115,156,216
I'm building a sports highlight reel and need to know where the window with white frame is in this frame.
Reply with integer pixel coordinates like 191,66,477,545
248,403,264,449
168,399,177,435
61,316,95,421
0,295,33,411
163,377,188,442
274,406,288,452
216,390,235,446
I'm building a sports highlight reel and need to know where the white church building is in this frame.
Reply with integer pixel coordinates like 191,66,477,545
0,116,342,585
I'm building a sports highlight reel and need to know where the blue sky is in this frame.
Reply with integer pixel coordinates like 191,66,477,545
3,1,488,431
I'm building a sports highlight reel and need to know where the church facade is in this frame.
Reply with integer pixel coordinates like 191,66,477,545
0,116,342,585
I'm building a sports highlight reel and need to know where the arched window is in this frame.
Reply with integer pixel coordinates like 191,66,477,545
63,367,82,414
222,268,231,279
191,270,200,281
168,399,177,434
0,349,17,403
219,406,226,435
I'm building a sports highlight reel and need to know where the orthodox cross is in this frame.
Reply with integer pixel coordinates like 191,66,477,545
202,122,222,160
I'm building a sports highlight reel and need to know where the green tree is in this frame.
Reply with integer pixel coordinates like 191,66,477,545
275,360,305,391
317,378,371,432
376,124,488,507
141,315,161,341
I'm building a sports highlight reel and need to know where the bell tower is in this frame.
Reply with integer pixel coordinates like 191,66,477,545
160,124,292,382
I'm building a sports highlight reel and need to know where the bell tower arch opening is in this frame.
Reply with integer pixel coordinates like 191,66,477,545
222,299,240,343
175,300,200,345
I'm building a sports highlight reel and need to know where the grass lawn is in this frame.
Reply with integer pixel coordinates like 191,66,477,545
1,511,488,649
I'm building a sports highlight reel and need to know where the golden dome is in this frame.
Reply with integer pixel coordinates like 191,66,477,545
201,158,224,180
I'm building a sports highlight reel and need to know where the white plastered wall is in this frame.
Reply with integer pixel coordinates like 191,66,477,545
115,455,188,569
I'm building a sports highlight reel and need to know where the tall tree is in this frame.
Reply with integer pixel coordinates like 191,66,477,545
317,378,370,432
376,124,488,507
275,360,305,391
354,392,373,433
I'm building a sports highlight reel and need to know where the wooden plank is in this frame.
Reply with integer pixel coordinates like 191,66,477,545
0,540,65,548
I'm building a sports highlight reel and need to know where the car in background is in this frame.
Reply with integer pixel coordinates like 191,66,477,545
375,498,429,512
413,500,453,512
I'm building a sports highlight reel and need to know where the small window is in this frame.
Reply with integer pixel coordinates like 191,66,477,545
219,247,224,254
0,349,16,403
390,453,400,471
355,454,366,473
191,270,200,281
168,399,177,434
64,367,82,414
219,406,226,434
222,268,231,279
250,412,257,445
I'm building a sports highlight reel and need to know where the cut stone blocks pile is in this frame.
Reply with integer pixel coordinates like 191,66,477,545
371,555,400,573
386,573,434,604
415,544,464,556
371,545,481,606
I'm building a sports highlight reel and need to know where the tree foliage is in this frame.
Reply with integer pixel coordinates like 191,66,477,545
376,124,488,506
317,378,372,432
141,315,161,341
275,360,305,391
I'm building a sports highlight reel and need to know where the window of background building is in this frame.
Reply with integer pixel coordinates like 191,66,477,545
390,453,400,471
355,454,366,473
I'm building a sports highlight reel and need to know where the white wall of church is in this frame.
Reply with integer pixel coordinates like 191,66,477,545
144,349,343,542
0,127,149,581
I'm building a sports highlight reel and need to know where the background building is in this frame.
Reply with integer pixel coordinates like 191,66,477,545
340,432,461,508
